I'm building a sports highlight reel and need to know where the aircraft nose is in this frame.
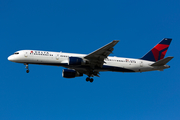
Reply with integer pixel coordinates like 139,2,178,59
8,55,13,61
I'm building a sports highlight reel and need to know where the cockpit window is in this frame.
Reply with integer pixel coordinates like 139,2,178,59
13,52,19,55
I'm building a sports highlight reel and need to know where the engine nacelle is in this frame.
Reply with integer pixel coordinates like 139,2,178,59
62,69,83,78
68,57,88,65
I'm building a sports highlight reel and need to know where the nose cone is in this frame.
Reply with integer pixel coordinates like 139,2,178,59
8,55,13,61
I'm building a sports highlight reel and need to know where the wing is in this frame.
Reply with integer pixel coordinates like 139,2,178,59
84,40,119,68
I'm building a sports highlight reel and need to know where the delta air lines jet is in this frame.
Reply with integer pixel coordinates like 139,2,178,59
8,38,173,82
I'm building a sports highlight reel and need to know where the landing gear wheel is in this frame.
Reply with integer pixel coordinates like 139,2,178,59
25,64,29,73
90,78,94,83
26,70,29,73
86,77,94,83
86,77,90,82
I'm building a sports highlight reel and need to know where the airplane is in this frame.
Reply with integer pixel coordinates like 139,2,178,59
8,38,173,82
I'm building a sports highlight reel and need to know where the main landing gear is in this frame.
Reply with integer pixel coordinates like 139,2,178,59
85,70,100,83
86,77,94,83
25,63,29,73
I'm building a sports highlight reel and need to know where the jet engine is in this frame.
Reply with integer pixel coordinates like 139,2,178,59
62,69,83,78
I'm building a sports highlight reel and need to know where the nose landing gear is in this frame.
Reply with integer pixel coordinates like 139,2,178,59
25,64,29,73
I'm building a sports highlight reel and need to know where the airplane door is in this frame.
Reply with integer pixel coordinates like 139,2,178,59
56,54,60,60
140,61,143,67
24,51,28,57
56,52,62,60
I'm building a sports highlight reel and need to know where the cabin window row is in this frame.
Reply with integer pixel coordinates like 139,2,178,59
30,53,53,56
60,55,69,57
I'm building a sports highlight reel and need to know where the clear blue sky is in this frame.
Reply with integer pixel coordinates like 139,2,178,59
1,0,180,120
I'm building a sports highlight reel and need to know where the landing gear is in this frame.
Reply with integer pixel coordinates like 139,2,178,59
85,70,99,83
86,77,90,82
25,64,29,73
86,77,94,83
26,70,29,73
90,78,93,83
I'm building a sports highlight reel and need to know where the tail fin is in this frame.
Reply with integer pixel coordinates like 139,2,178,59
141,38,172,62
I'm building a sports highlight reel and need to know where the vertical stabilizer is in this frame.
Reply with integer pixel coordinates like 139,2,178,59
141,38,172,62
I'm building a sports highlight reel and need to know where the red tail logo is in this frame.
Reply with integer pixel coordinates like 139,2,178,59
141,38,172,62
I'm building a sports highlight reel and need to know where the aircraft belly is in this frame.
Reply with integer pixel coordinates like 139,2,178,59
100,65,135,72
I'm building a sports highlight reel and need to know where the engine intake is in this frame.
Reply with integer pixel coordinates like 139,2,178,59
62,69,83,78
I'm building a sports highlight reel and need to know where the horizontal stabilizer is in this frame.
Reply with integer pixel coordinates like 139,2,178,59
151,56,174,66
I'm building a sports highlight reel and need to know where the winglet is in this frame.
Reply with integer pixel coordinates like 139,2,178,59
151,56,174,66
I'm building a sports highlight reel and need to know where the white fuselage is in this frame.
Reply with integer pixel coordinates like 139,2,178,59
8,50,169,73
